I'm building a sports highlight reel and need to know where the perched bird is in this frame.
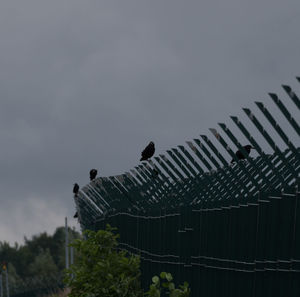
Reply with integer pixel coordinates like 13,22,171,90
231,145,255,163
89,169,98,181
140,141,155,161
73,183,79,196
73,212,78,218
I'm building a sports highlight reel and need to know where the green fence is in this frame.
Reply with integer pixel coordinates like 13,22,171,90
75,78,300,297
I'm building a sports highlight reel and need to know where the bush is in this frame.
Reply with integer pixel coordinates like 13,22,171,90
64,226,142,297
145,272,190,297
64,225,190,297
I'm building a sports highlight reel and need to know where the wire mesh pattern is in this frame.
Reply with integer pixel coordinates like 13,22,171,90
75,79,300,297
9,273,64,297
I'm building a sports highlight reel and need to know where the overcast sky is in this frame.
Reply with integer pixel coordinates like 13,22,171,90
0,0,299,244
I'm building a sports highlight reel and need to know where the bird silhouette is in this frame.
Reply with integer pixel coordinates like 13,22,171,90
140,141,155,161
73,183,79,196
89,169,98,181
73,212,78,218
231,145,255,163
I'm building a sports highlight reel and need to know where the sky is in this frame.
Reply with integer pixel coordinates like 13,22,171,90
0,0,299,244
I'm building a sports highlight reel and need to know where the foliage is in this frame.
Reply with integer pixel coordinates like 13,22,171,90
0,226,81,279
64,226,191,297
7,263,22,289
64,225,143,297
1,225,191,297
145,272,190,297
28,248,59,276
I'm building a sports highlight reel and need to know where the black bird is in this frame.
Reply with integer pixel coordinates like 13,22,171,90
73,183,79,196
140,141,155,161
73,212,78,218
231,145,255,163
89,169,98,181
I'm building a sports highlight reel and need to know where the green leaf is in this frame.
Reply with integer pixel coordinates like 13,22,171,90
168,282,175,290
166,273,173,282
152,276,159,284
160,272,167,279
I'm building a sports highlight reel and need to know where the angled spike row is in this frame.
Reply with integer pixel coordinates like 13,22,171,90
75,79,300,228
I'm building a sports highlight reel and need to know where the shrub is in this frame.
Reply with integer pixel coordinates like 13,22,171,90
64,226,142,297
145,272,190,297
64,225,190,297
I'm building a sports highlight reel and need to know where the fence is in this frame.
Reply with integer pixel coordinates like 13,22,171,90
75,78,300,296
3,273,64,297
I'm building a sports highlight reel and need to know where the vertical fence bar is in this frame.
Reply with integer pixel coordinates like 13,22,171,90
70,246,74,265
4,269,9,297
0,274,3,297
65,217,69,270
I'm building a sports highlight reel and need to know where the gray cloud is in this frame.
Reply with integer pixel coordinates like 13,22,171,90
0,0,299,243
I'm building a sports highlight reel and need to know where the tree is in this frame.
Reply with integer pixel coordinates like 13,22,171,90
7,263,22,293
52,226,81,271
64,226,142,297
28,248,58,276
0,226,81,278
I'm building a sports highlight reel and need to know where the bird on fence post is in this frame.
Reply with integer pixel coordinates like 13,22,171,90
73,183,79,196
231,145,255,163
140,141,155,161
73,184,79,219
89,169,98,181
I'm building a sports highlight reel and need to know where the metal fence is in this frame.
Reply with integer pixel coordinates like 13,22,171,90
75,78,300,297
5,273,64,297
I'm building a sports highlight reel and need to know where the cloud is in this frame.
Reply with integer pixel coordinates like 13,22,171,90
0,194,79,244
0,0,299,243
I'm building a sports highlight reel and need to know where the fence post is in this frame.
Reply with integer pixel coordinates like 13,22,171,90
0,273,3,297
70,246,74,266
65,217,69,269
4,268,9,297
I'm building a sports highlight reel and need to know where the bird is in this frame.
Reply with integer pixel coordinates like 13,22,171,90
73,212,78,218
231,145,255,163
140,141,155,161
89,169,98,181
73,183,79,196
